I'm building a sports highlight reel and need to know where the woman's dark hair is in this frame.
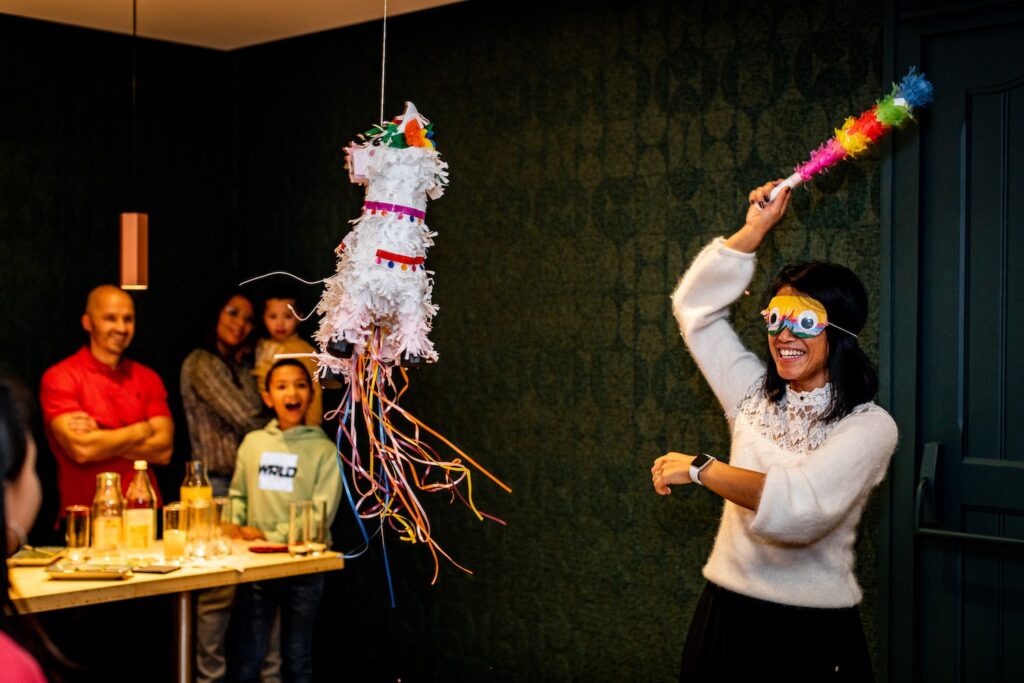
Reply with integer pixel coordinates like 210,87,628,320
201,289,256,388
762,261,879,422
264,359,313,392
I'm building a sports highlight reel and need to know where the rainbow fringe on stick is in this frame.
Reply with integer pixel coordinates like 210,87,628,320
770,67,933,200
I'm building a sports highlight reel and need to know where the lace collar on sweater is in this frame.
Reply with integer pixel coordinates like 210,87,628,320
738,380,841,453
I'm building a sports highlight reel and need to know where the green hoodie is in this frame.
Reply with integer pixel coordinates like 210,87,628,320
229,419,342,544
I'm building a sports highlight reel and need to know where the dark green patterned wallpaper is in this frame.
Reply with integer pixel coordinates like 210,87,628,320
0,0,884,679
235,1,884,680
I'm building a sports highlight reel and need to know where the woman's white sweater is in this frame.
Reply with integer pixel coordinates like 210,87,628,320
671,238,898,608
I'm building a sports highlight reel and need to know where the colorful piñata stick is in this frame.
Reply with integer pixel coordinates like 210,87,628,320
768,67,933,201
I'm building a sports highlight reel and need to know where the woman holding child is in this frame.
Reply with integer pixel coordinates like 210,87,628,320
652,181,899,680
181,291,265,497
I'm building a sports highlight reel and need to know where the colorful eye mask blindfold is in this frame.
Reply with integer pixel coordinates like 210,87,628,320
761,295,858,338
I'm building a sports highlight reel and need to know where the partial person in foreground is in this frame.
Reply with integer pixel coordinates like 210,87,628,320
652,180,898,681
1,378,57,682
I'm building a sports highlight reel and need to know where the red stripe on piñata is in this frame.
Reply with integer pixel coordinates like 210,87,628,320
375,249,425,265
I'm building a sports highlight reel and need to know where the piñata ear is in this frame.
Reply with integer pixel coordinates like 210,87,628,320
396,101,421,133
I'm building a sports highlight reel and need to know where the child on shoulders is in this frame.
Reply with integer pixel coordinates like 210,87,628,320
253,290,323,426
228,359,341,683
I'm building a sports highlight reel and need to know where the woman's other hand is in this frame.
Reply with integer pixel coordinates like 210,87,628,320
651,451,695,495
725,179,793,253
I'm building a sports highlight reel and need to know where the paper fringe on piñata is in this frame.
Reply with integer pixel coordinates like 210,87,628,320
769,67,933,201
311,102,510,597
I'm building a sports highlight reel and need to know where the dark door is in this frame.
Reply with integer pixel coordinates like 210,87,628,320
883,3,1024,682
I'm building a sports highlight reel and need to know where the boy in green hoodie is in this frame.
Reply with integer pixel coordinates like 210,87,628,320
228,359,341,683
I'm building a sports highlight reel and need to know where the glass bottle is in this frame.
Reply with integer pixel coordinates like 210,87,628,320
124,460,157,562
180,459,213,504
181,460,214,559
91,472,125,564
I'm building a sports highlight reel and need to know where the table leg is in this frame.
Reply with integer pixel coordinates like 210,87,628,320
173,590,193,683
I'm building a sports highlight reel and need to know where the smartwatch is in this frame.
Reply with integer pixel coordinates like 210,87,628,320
689,453,717,486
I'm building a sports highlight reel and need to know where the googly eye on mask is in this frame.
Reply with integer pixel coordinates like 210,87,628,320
760,295,858,339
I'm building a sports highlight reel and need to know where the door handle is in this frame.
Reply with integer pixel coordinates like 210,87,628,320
914,442,1024,547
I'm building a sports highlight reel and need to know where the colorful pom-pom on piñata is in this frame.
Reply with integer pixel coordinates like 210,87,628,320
769,67,933,200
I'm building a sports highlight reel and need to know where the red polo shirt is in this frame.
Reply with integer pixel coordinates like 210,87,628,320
40,346,170,511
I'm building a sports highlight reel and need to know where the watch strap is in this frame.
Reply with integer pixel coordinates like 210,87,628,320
689,453,717,486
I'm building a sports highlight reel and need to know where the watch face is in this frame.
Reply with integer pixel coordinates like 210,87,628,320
691,453,713,470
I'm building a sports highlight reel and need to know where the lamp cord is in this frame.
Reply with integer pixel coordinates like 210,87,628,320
130,0,138,208
379,0,387,126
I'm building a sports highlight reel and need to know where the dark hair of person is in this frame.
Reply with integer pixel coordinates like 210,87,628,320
0,381,30,485
0,378,74,681
201,289,256,388
264,359,313,392
762,261,879,422
260,282,301,312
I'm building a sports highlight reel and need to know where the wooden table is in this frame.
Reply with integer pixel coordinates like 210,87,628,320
8,543,343,683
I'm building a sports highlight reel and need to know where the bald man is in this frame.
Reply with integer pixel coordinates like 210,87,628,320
40,285,173,511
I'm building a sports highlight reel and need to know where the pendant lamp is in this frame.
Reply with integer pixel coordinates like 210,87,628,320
120,212,148,290
119,0,148,290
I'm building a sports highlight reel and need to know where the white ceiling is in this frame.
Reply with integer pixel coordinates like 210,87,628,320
0,0,463,51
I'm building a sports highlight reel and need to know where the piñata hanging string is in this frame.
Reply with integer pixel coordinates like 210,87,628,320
768,66,934,201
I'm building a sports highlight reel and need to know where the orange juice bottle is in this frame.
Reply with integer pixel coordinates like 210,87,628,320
181,459,213,504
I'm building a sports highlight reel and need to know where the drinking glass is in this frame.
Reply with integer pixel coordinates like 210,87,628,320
187,499,213,560
162,503,187,564
211,497,232,557
65,505,91,563
287,501,313,556
308,499,328,555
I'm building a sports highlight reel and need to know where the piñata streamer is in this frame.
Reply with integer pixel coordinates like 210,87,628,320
768,67,933,201
326,328,510,587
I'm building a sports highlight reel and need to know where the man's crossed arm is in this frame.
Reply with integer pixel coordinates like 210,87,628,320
50,413,173,465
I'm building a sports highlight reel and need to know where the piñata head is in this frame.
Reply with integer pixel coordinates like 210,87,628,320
315,101,449,373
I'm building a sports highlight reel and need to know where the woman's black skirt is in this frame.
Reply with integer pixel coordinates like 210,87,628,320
679,582,874,682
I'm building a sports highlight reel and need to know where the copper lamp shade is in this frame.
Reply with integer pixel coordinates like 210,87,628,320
120,212,148,290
